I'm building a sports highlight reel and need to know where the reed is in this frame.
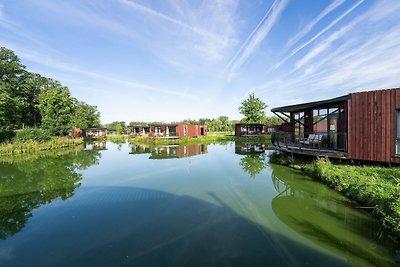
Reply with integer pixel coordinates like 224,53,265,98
0,137,83,156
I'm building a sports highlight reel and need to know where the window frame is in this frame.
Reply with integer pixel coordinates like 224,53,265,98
396,110,400,155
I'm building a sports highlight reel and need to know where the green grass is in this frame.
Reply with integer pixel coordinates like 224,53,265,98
106,135,129,143
269,151,400,241
0,137,84,156
128,132,271,146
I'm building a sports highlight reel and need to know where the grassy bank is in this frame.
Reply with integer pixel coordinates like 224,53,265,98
0,137,84,156
127,132,271,146
269,152,400,240
128,134,234,146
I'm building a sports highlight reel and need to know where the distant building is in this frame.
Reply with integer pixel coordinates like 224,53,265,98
82,128,107,138
128,126,151,136
71,128,82,138
235,123,267,137
129,124,207,138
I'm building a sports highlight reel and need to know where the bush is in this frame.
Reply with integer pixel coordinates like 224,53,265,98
15,128,52,143
0,129,15,142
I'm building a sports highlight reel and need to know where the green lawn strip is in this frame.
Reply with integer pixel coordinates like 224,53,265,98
126,132,271,146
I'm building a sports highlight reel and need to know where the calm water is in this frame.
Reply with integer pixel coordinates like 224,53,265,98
0,141,398,267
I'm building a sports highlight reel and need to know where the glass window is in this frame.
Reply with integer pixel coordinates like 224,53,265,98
294,112,304,138
396,110,400,155
313,109,328,133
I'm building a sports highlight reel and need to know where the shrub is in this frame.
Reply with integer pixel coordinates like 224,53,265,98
0,129,15,142
15,128,52,143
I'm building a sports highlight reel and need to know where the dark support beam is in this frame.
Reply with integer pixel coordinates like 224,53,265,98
273,111,291,124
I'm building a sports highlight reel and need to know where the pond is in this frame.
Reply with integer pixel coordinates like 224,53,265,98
0,141,398,266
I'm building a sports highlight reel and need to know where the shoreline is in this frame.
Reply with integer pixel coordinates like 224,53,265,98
268,151,400,242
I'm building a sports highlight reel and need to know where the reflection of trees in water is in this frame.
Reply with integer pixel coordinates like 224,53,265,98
0,150,101,239
239,153,267,177
269,163,398,267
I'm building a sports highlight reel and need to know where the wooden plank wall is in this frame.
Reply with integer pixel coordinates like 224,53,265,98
348,88,400,163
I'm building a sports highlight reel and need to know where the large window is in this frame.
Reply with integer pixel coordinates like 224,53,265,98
294,112,304,138
396,110,400,155
312,108,339,133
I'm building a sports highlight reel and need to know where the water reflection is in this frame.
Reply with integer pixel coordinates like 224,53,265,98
270,163,398,267
130,144,207,159
236,142,267,177
84,141,107,151
0,149,101,239
234,142,266,155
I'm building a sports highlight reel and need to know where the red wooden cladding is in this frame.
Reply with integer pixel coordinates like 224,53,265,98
347,88,400,163
175,125,207,137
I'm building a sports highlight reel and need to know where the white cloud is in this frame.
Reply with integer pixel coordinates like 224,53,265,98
226,0,288,79
119,0,238,62
271,0,365,71
15,48,198,99
286,0,345,48
251,0,400,112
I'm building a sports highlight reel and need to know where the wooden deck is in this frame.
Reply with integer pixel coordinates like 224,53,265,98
273,142,348,159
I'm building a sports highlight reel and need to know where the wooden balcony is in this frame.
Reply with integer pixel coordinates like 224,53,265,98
271,131,348,159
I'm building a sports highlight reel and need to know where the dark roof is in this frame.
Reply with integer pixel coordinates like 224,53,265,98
235,123,265,126
149,124,178,127
271,94,349,113
84,128,107,130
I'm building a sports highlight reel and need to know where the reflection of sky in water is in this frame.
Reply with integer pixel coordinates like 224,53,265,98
0,141,398,267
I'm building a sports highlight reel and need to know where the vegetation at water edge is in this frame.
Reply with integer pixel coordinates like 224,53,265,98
269,151,400,241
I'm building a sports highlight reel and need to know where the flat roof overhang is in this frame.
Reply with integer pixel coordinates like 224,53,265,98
271,95,349,113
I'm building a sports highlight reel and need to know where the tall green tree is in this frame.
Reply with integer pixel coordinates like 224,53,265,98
238,93,267,124
0,47,27,129
71,101,101,129
38,84,75,135
115,123,123,135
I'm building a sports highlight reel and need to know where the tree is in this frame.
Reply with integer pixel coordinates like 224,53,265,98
265,116,284,126
218,116,229,132
38,84,75,135
240,153,267,177
0,47,27,129
115,123,123,135
238,93,267,124
71,101,101,129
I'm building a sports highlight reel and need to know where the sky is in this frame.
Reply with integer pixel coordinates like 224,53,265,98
1,0,400,124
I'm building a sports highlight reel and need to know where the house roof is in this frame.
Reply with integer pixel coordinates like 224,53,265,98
271,94,349,113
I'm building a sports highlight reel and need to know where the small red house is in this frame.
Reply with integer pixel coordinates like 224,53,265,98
271,88,400,163
148,124,207,138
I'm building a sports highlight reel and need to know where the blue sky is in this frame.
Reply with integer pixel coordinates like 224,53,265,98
1,0,400,124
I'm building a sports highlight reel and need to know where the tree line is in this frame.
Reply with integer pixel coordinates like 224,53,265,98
0,47,100,140
104,115,283,133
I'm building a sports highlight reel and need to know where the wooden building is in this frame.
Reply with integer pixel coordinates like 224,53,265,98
71,128,82,138
128,126,151,136
235,123,267,137
129,124,207,138
271,88,400,164
82,128,107,138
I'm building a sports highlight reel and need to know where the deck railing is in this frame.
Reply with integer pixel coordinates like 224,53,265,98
271,131,348,152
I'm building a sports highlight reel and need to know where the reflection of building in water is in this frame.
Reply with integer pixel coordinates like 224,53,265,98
84,141,107,151
130,144,207,159
235,142,266,155
130,144,152,154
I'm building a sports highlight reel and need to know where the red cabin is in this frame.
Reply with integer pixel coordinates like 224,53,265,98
271,88,400,163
